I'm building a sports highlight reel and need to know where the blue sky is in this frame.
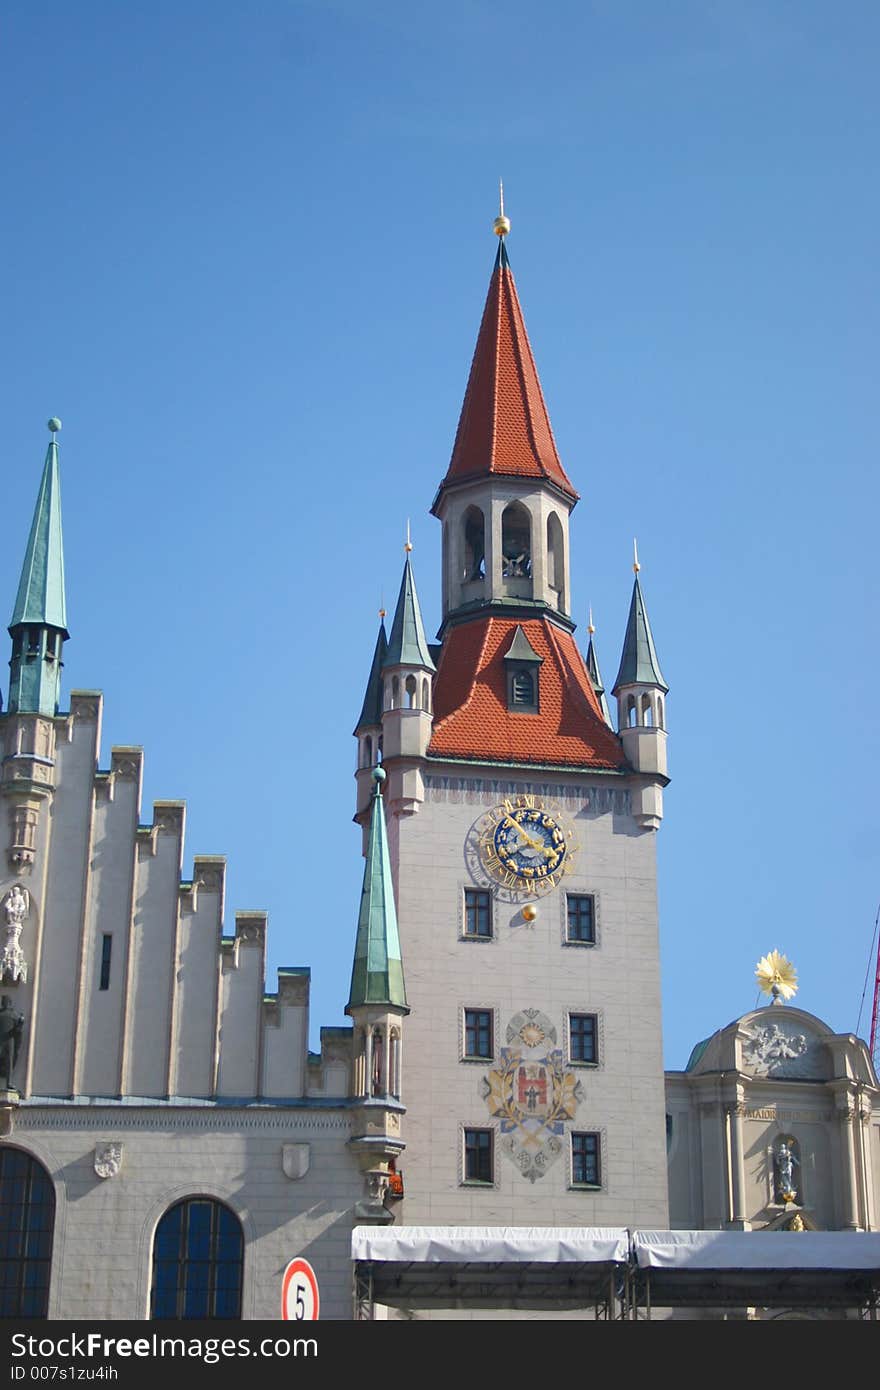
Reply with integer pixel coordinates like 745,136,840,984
3,1,879,1068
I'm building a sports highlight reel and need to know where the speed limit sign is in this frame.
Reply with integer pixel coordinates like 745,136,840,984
282,1257,320,1320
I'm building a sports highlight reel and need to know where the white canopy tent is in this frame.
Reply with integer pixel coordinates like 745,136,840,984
351,1226,629,1316
631,1230,880,1316
351,1226,880,1319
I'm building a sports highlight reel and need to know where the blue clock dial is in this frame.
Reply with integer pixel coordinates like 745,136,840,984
492,808,567,882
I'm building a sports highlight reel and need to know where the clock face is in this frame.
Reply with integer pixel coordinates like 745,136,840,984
473,795,576,899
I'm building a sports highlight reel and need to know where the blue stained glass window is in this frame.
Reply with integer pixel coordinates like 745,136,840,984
150,1198,243,1320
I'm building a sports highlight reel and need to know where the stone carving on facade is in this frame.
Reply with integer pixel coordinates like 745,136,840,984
742,1020,824,1079
773,1136,800,1204
0,996,24,1092
0,886,29,984
8,804,39,873
281,1143,310,1180
94,1142,123,1179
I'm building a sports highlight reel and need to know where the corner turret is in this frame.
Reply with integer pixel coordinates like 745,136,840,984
353,615,387,820
380,546,435,815
346,767,408,1220
8,421,68,718
612,545,669,830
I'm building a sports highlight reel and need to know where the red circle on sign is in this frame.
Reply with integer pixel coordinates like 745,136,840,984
282,1257,320,1321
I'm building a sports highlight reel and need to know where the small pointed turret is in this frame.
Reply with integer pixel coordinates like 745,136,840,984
346,765,408,1220
8,421,69,716
384,553,435,673
612,544,669,830
380,547,435,810
347,768,408,1012
353,616,388,819
585,608,613,728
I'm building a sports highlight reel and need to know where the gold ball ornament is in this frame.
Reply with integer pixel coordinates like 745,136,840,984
493,214,511,237
522,904,538,922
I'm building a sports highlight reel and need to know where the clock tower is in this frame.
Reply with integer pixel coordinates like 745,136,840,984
355,217,670,1235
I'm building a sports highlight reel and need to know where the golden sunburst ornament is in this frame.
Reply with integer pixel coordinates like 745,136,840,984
755,950,798,1006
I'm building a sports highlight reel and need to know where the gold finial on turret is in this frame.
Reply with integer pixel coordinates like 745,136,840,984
493,179,511,238
633,538,641,574
404,518,413,553
588,605,595,636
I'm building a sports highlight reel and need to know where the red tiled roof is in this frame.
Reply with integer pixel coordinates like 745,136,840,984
428,616,626,770
438,248,578,501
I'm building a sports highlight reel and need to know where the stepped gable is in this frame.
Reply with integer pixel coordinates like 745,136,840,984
428,615,627,769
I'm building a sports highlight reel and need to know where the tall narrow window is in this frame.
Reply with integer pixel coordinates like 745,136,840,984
566,895,595,944
151,1197,243,1319
569,1013,597,1064
463,889,491,939
463,1009,493,1059
99,935,113,991
463,1129,493,1184
572,1132,601,1187
0,1148,55,1318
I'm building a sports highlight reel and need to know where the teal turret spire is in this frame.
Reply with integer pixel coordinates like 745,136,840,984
8,420,69,716
612,546,667,696
384,547,435,672
354,618,388,732
585,608,613,727
346,768,408,1012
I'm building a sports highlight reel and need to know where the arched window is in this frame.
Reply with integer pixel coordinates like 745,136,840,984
389,1029,401,1100
626,695,637,728
501,503,532,578
363,736,373,769
657,696,664,730
462,506,486,580
391,676,399,709
371,1028,384,1096
641,693,654,727
547,513,565,604
421,678,430,712
0,1147,55,1318
151,1197,243,1320
405,675,417,709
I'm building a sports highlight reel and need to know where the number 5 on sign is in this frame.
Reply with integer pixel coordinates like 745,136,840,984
282,1257,320,1320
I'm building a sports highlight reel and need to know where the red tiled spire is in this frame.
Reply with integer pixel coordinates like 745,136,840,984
428,616,626,770
438,243,578,502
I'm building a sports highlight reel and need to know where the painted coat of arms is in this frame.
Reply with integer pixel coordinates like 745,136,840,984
480,1009,584,1183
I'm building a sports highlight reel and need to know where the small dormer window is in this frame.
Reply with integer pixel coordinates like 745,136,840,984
503,625,543,714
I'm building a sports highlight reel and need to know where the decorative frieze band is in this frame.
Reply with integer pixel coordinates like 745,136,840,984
424,776,629,817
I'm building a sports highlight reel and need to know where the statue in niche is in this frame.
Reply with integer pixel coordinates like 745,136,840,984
1,886,29,984
774,1137,800,1203
0,996,24,1090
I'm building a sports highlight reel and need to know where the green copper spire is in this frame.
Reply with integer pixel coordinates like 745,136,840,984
354,619,388,732
384,551,435,672
346,768,409,1012
8,421,69,717
584,610,613,726
11,421,68,635
612,571,668,695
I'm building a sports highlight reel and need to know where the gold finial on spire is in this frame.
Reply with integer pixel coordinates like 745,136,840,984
633,538,641,575
588,605,595,636
493,179,511,238
404,518,413,553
